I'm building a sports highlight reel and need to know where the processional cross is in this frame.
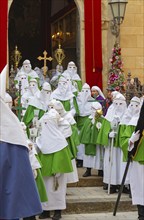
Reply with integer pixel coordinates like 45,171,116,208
37,50,53,79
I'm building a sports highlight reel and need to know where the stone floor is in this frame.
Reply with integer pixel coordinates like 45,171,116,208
65,186,136,214
61,212,138,220
37,167,137,219
65,167,136,214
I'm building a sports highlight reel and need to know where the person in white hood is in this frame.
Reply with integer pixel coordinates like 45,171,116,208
23,82,51,137
36,109,73,220
97,92,127,193
0,65,42,219
76,83,94,167
121,101,144,220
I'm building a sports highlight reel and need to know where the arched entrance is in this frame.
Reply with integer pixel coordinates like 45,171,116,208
8,0,84,79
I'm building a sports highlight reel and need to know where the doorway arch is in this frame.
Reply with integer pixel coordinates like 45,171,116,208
8,0,85,82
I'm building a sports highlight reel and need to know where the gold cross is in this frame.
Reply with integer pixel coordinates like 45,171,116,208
37,50,53,78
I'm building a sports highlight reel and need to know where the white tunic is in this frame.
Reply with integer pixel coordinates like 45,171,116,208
103,94,127,185
42,174,67,210
83,145,104,170
37,109,71,211
130,162,144,205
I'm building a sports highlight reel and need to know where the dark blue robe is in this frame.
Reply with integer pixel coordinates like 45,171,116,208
0,142,42,219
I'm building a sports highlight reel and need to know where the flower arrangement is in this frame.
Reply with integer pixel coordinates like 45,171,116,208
108,42,125,92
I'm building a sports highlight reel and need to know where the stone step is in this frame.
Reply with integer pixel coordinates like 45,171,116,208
65,187,137,214
61,212,138,220
68,167,103,187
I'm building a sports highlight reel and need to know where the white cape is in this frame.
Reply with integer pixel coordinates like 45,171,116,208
36,112,68,154
0,98,28,148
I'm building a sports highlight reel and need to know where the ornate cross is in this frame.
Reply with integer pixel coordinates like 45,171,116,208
37,50,53,79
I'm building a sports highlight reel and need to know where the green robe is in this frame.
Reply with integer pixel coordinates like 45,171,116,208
35,169,48,202
96,118,111,147
60,97,79,115
76,116,89,131
23,105,45,137
72,80,82,96
115,124,127,147
66,124,80,159
74,80,82,92
79,117,104,156
38,147,73,177
120,125,135,161
121,125,144,164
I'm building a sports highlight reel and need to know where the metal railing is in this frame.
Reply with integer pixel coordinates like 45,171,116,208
125,72,144,105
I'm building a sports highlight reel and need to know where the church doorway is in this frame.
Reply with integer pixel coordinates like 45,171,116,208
8,0,80,73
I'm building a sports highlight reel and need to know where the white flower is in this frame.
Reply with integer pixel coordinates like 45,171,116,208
96,122,102,130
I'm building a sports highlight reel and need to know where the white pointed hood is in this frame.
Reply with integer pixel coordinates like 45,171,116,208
0,98,28,148
36,109,68,154
76,83,92,116
0,65,7,101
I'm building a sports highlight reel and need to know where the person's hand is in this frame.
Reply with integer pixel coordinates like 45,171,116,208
129,130,140,144
128,150,133,160
33,169,37,179
109,131,116,138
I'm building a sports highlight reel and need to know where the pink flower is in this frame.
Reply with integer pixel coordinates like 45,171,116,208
115,86,120,91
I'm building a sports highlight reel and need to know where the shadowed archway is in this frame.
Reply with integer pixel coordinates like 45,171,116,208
8,0,81,73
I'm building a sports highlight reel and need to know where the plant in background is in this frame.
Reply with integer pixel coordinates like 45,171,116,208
108,42,125,92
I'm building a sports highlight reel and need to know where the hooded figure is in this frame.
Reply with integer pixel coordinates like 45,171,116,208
15,60,40,92
52,100,79,184
97,92,127,193
0,65,12,107
23,82,51,138
36,109,73,220
21,85,33,110
50,76,79,116
77,83,94,116
76,83,95,167
29,78,40,96
114,96,141,191
18,59,39,79
0,65,42,219
91,86,105,106
34,67,45,86
122,101,144,220
62,61,82,92
50,64,63,89
79,102,104,177
15,71,29,95
121,97,142,161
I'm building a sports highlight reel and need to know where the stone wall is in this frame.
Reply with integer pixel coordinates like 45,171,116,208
8,0,144,92
120,0,144,84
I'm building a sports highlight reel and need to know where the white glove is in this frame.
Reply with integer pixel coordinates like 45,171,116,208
109,131,116,138
33,169,37,179
129,130,140,144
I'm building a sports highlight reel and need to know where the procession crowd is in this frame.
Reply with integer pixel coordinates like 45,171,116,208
0,60,144,220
